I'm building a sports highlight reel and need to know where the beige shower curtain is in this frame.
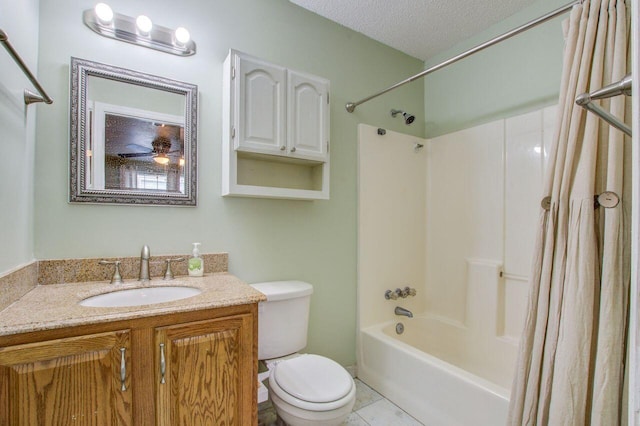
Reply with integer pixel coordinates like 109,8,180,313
507,0,629,425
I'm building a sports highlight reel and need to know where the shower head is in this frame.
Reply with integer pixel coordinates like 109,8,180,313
391,109,415,125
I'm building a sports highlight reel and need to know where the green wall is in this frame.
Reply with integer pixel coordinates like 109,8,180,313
0,0,39,273
33,0,425,365
424,0,569,137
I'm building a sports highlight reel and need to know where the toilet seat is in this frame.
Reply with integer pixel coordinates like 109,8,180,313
269,354,355,412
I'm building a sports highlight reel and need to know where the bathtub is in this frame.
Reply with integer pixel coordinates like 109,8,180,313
358,316,516,426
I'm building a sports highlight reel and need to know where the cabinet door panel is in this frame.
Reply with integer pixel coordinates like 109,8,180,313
288,70,329,162
237,55,286,155
0,330,132,426
155,314,254,426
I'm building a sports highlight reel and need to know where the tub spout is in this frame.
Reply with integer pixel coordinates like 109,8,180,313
395,306,413,318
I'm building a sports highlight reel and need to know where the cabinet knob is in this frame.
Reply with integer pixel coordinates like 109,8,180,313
290,147,296,153
280,145,286,151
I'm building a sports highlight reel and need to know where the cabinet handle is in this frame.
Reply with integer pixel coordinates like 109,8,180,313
280,145,286,151
120,348,126,391
290,147,296,153
159,343,166,384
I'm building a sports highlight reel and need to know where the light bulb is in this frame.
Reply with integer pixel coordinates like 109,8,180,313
179,156,185,166
154,153,170,165
136,15,153,34
174,27,190,45
94,3,113,24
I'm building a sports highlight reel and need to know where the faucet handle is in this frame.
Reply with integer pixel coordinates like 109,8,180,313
399,286,417,298
163,258,185,280
384,289,399,300
401,286,418,297
99,260,123,284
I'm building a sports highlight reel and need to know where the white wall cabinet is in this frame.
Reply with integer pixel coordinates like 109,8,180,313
223,49,330,200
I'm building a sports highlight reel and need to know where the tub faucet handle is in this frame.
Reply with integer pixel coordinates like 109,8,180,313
385,289,399,300
402,286,417,298
99,260,123,284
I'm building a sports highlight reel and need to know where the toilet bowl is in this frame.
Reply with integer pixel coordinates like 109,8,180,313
267,354,356,426
250,281,356,426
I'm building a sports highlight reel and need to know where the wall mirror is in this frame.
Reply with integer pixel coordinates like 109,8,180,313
70,57,198,205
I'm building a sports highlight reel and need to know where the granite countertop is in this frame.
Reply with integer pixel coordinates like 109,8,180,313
0,273,266,337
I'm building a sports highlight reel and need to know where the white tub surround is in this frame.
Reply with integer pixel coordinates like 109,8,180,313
357,107,556,425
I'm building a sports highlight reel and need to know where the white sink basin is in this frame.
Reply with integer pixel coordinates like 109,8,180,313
80,286,202,308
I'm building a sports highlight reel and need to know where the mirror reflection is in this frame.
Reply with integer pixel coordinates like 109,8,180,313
70,57,198,205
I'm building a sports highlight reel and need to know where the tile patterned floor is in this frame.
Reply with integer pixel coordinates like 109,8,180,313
258,378,424,426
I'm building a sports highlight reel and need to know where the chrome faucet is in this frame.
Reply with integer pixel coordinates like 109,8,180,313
395,306,413,318
139,245,150,282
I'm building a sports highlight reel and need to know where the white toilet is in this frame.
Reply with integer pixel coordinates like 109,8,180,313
251,281,356,426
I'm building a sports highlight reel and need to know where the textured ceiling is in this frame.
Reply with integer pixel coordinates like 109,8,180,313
289,0,537,60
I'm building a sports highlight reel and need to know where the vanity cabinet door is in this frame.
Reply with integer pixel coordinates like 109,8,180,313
155,314,255,426
0,330,132,426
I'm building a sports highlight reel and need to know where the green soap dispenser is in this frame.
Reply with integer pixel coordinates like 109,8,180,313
188,242,204,277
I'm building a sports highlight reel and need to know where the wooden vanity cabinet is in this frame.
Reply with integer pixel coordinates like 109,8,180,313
155,314,255,425
0,303,258,426
0,330,132,425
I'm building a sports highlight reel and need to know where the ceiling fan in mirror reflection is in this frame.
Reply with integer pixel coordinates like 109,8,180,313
110,116,185,166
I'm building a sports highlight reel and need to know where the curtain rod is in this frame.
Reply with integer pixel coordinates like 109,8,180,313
576,74,633,136
345,0,581,113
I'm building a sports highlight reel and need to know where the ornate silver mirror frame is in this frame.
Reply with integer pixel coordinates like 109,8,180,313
69,57,198,205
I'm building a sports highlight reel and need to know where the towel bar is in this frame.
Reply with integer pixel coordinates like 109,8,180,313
0,29,53,105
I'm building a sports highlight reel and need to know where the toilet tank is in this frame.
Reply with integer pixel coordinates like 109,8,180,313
250,281,313,360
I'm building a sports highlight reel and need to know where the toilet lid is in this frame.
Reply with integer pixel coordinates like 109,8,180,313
272,354,353,403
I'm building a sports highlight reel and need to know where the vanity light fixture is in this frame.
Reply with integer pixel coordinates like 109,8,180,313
83,4,196,56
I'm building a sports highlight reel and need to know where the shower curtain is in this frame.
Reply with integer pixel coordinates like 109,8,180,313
507,0,629,425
